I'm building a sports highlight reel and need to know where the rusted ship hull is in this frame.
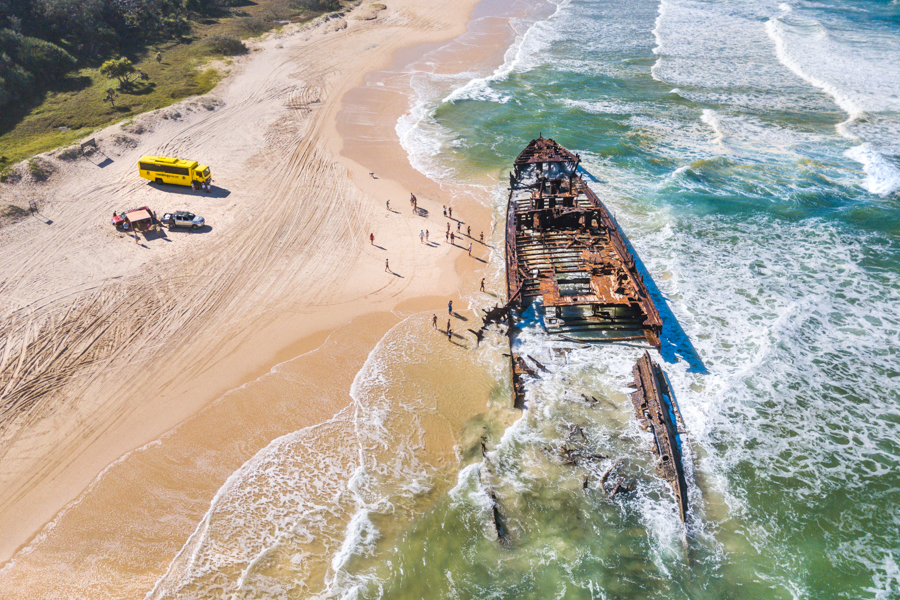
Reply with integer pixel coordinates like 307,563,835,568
504,137,663,409
630,351,689,524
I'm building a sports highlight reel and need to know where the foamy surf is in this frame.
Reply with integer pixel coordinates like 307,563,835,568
766,8,900,195
145,312,500,600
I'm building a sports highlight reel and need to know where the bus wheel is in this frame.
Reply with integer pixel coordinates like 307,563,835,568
155,178,163,184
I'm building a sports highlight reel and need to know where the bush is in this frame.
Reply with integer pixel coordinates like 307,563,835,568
28,159,49,182
204,34,248,55
236,16,270,36
0,28,75,110
292,0,341,10
100,57,136,84
56,145,82,161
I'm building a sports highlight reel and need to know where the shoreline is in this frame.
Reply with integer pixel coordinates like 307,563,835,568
0,0,500,573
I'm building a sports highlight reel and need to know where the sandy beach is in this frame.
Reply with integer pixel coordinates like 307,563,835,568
0,0,505,593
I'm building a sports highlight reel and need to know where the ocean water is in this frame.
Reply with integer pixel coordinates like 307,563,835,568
385,0,900,598
45,0,897,598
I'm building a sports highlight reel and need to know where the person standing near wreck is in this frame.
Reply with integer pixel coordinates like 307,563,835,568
370,233,374,245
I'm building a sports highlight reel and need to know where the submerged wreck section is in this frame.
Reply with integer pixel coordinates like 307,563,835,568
505,137,663,408
629,351,689,525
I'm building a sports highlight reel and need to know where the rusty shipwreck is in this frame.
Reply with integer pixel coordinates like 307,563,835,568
495,136,690,526
503,137,662,408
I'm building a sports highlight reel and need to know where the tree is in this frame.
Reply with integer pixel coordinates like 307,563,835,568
103,87,118,106
99,57,136,86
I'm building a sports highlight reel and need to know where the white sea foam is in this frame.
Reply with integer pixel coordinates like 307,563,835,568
765,10,900,195
396,0,570,183
563,98,646,116
146,315,454,600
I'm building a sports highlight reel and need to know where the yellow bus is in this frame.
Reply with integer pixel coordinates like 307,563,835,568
138,155,211,187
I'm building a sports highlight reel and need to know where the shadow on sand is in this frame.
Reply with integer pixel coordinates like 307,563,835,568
148,182,231,199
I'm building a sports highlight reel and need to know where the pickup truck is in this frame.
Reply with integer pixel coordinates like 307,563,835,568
161,211,205,230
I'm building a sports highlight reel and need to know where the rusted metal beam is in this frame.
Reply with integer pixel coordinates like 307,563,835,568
630,352,688,526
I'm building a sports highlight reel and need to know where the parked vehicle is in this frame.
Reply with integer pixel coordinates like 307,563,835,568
138,155,211,187
112,206,158,231
161,210,205,230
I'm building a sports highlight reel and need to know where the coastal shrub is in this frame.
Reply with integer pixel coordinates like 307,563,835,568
0,28,76,109
237,16,270,36
56,145,82,161
100,57,137,86
0,203,30,227
28,158,49,182
291,0,341,11
205,34,248,55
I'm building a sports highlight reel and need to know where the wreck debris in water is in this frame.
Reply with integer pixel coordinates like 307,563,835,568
504,136,662,409
492,137,693,530
629,351,689,525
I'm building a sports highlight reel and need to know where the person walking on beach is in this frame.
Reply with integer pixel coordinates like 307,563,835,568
385,259,390,272
480,231,484,243
386,199,390,211
480,277,485,291
468,242,472,256
443,205,447,217
445,230,449,242
467,225,471,237
448,206,452,218
425,230,430,243
432,314,438,329
370,233,374,245
450,232,455,245
447,319,452,340
446,222,450,233
419,230,424,244
448,300,453,316
457,221,461,232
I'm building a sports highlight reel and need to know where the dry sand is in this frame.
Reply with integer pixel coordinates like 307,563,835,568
0,0,500,578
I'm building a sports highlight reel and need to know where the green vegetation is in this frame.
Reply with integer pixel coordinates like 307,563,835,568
0,0,343,172
0,203,30,228
99,58,139,86
27,158,49,181
204,34,248,55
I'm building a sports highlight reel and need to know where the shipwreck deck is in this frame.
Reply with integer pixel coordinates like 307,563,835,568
505,138,662,346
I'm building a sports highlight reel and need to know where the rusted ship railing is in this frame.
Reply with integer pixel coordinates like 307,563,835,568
629,351,689,526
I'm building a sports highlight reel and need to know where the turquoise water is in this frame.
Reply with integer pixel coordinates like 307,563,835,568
385,0,900,598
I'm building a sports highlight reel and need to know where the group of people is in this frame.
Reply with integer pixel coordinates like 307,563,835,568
191,179,212,193
375,191,486,275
